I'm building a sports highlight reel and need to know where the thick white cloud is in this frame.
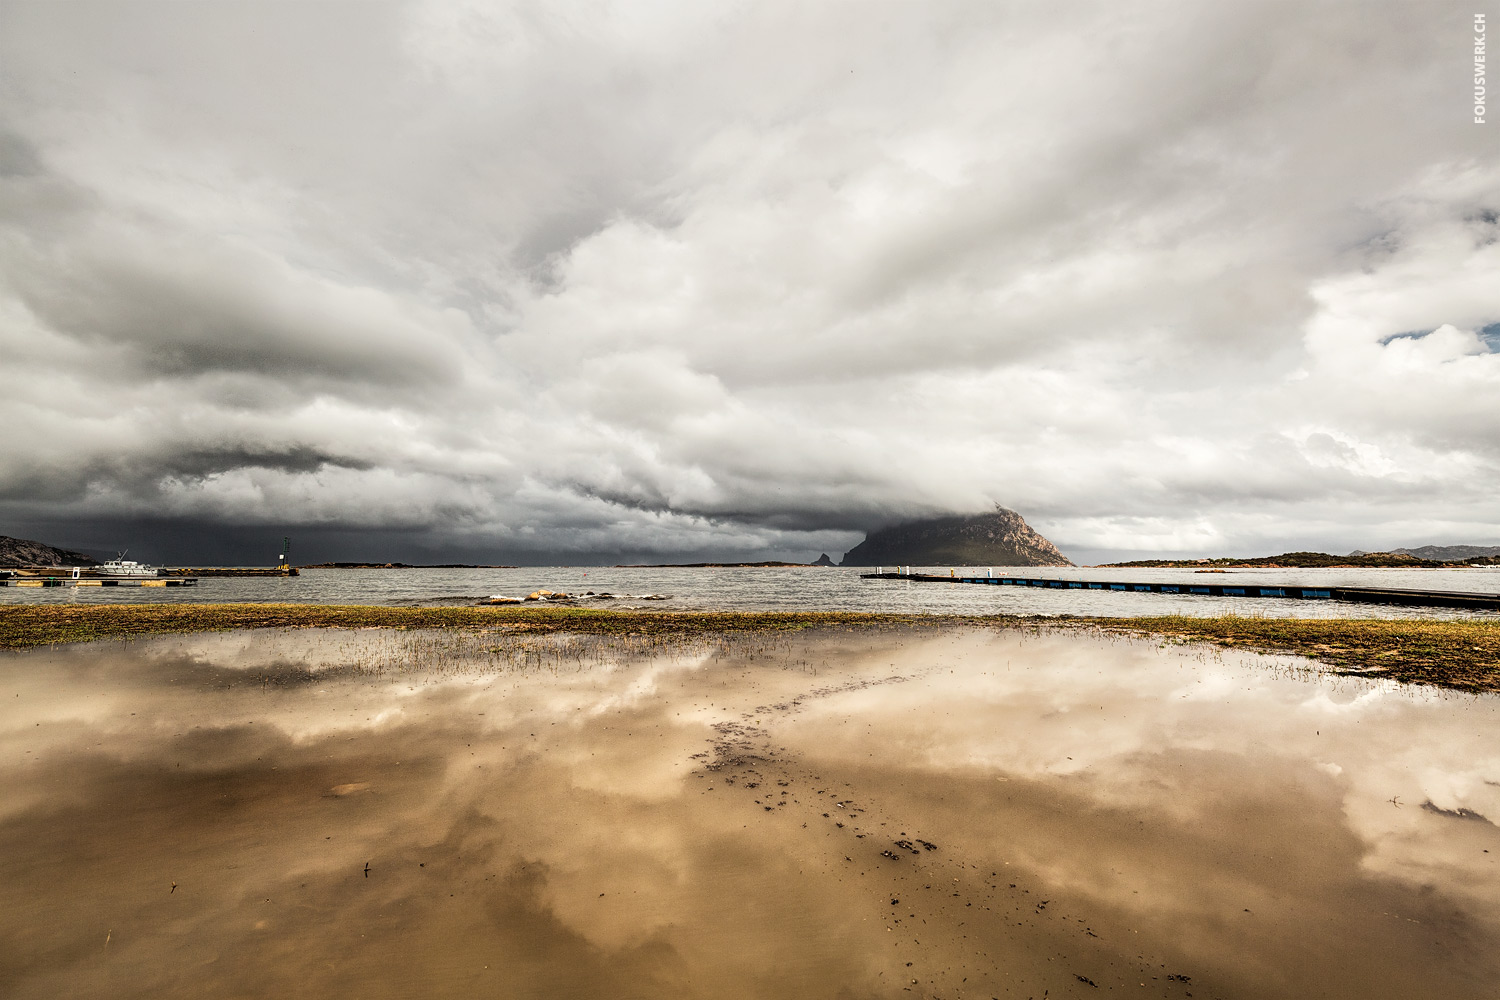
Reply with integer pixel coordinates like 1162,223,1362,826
0,1,1496,562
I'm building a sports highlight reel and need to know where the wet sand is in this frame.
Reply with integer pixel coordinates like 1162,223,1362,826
2,626,1498,998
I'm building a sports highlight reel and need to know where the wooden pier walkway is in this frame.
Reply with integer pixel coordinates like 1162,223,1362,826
860,572,1500,611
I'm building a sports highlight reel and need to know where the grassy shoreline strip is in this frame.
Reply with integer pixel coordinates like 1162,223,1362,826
1,604,1497,694
1108,615,1500,693
0,604,929,648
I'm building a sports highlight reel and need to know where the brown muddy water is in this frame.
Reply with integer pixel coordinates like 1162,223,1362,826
2,626,1498,999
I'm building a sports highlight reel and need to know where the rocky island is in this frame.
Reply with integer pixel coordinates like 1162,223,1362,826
840,507,1072,567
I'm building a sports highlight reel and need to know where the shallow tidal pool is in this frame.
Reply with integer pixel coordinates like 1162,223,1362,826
1,626,1497,999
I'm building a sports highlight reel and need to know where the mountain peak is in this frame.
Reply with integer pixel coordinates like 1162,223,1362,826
840,508,1071,567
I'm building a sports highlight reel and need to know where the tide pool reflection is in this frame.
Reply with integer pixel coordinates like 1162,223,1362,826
0,626,1496,999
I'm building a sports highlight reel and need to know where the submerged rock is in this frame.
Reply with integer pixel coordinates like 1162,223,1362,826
479,590,670,605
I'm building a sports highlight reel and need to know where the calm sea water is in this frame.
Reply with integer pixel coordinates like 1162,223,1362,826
4,564,1500,618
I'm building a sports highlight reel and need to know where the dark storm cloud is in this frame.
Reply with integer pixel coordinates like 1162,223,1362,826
0,131,41,177
0,0,1497,563
9,242,467,386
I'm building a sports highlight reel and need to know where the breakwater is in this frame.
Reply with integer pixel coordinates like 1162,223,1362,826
861,571,1500,611
159,567,298,577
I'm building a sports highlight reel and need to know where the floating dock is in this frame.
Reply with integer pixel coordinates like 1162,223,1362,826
1,565,295,585
861,572,1500,611
0,577,198,588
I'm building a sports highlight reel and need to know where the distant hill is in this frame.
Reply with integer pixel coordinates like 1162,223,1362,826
0,535,98,568
840,508,1072,567
1357,545,1500,562
1107,551,1446,569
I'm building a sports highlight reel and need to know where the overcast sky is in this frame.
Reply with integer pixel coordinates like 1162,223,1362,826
1,1,1496,565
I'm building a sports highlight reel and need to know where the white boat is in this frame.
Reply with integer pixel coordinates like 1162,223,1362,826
96,555,159,578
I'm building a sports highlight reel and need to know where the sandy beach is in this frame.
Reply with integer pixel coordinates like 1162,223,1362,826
3,624,1499,998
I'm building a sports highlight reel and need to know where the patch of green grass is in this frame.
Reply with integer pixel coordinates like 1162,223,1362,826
2,604,1497,693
